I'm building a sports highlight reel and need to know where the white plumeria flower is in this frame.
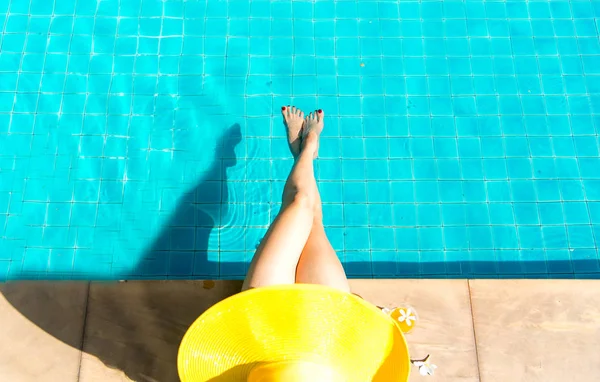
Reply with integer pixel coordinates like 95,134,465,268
412,355,437,376
417,362,437,376
397,308,416,327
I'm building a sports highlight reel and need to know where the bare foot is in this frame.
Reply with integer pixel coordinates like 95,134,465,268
302,109,324,158
282,105,304,157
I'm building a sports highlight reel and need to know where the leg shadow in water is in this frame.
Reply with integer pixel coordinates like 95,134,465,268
142,122,245,279
0,123,246,382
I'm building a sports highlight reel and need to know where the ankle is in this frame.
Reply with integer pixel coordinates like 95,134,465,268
301,132,319,153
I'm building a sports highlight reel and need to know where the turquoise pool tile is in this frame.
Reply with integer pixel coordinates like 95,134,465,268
496,250,523,274
396,251,420,276
555,158,581,178
570,249,600,273
168,252,194,277
441,204,466,226
193,252,219,278
444,227,469,250
521,250,549,274
532,158,558,179
320,182,343,204
413,159,437,179
414,181,439,203
344,227,369,251
489,203,515,225
567,225,596,248
444,250,470,275
345,251,372,277
563,202,591,224
389,159,412,180
0,261,9,280
417,204,441,226
543,226,569,249
344,204,368,227
393,204,417,227
511,180,537,202
370,228,395,251
487,181,512,202
507,158,533,179
43,227,74,248
539,202,565,225
514,203,541,225
593,225,600,245
22,248,50,273
588,204,600,224
519,226,545,249
468,226,494,249
492,225,519,249
579,158,600,179
418,227,443,250
372,251,397,277
420,251,446,275
470,250,498,274
463,181,487,202
368,204,393,226
341,138,364,159
366,182,390,203
342,182,367,203
439,180,462,202
395,228,418,251
546,249,574,273
2,0,599,280
219,252,245,278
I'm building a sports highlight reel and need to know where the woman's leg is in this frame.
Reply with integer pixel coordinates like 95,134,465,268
295,111,350,293
242,106,319,290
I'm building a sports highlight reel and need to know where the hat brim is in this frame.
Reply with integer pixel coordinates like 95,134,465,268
178,284,410,381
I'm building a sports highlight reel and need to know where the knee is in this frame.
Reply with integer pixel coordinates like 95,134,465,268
289,190,314,211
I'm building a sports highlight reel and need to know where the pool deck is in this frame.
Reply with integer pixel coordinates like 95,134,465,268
0,279,598,381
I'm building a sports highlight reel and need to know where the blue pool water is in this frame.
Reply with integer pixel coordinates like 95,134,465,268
0,0,599,280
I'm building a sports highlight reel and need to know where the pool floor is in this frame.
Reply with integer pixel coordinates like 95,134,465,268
0,0,599,280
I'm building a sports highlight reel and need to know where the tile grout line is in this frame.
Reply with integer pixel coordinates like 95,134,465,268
467,280,483,382
76,282,91,382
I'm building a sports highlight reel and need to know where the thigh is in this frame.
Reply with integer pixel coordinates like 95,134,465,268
242,200,314,291
295,224,350,293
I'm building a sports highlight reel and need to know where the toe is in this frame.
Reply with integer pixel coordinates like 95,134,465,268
281,106,287,116
317,109,324,120
299,111,304,118
291,106,296,115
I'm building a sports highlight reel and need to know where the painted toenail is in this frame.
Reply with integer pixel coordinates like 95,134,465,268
281,106,286,111
318,109,323,113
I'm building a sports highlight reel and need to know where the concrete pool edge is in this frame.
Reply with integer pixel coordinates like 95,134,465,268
1,279,599,381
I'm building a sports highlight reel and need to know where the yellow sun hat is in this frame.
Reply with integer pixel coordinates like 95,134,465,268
178,284,411,381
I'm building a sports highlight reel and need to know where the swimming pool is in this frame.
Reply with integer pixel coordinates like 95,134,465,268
0,0,599,280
